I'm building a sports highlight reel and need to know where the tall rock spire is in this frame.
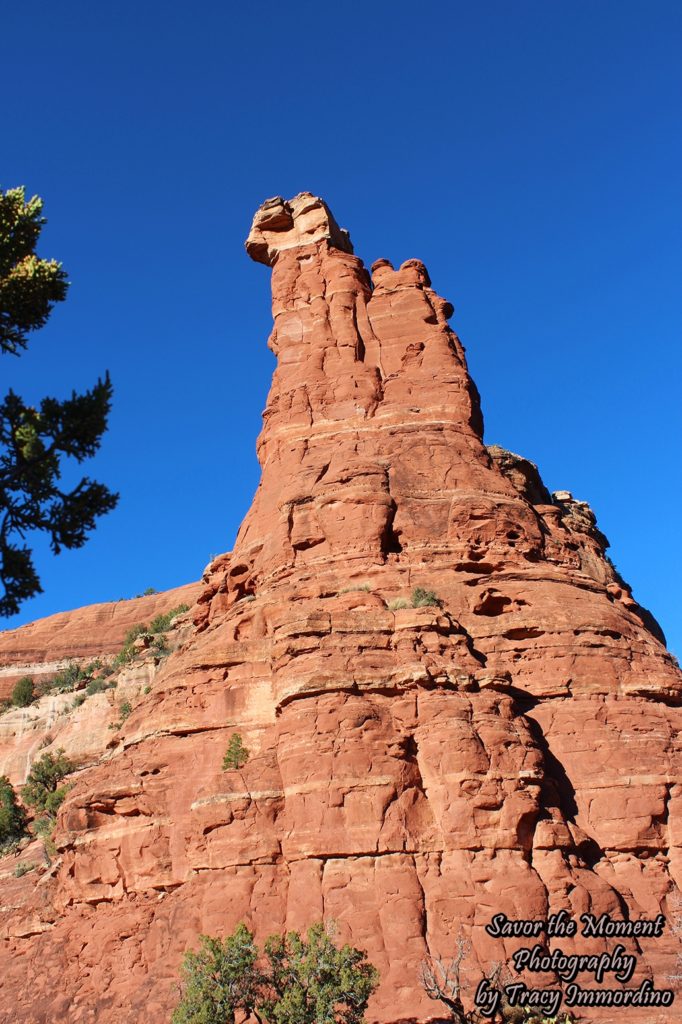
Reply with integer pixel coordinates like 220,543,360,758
0,195,680,1024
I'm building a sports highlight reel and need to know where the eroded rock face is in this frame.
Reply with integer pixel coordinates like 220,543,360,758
0,196,680,1024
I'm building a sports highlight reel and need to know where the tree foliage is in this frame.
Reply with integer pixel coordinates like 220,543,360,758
0,189,68,354
172,922,379,1024
11,674,35,706
262,923,379,1024
0,186,118,616
172,924,260,1024
22,748,73,815
0,774,26,847
222,733,249,773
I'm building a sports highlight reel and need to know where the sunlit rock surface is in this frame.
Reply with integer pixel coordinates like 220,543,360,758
0,196,679,1024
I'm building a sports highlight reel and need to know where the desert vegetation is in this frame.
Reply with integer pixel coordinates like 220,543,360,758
11,675,35,706
222,733,249,773
172,921,378,1024
0,601,189,719
420,937,574,1023
114,602,189,667
387,587,442,611
0,751,74,860
0,775,27,853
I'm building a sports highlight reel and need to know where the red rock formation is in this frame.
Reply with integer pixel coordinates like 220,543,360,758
0,582,201,702
0,583,201,788
0,193,680,1023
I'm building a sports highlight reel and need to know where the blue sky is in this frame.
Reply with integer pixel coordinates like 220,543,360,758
2,1,680,653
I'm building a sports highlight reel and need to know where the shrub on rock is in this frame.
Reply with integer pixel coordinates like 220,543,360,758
11,675,35,706
0,775,27,849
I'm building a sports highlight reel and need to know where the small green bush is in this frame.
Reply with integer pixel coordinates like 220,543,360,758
153,634,169,654
149,603,190,634
411,587,442,608
119,700,132,721
114,623,147,666
14,861,35,877
113,603,190,667
387,598,409,611
33,815,53,836
85,678,108,696
32,814,58,857
48,661,87,693
11,675,35,707
72,694,86,709
0,775,27,849
222,733,249,772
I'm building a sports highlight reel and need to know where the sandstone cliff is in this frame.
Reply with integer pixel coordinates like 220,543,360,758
0,193,679,1024
0,583,201,785
0,584,201,704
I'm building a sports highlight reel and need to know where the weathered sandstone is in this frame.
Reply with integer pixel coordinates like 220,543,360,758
0,194,679,1024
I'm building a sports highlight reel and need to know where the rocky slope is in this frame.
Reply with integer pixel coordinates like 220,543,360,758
0,193,680,1024
0,584,201,785
0,584,201,704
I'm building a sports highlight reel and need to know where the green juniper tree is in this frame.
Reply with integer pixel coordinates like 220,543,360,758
22,748,73,816
222,733,249,773
0,774,27,849
262,923,379,1024
0,186,117,616
172,924,261,1024
11,674,35,706
173,922,379,1024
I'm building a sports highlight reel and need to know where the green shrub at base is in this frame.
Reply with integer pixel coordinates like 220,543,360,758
262,923,379,1024
172,922,379,1024
172,924,260,1024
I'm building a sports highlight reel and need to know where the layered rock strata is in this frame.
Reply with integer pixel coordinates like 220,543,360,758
0,194,680,1024
0,584,200,785
0,583,200,702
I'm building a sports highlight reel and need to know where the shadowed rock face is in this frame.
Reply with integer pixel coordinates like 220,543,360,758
0,195,680,1024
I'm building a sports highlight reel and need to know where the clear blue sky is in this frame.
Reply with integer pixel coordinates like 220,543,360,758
2,1,680,654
